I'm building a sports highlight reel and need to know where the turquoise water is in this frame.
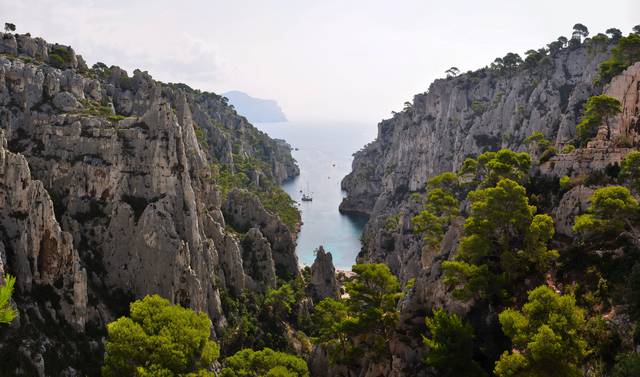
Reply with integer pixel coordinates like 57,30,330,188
254,122,377,269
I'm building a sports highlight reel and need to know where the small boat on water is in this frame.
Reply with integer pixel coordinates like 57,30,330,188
301,182,313,201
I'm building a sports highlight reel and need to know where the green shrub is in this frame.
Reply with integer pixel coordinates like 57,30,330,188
312,264,403,364
194,125,209,149
48,53,65,69
443,179,557,300
611,352,640,377
220,348,309,377
573,186,639,238
576,95,622,145
494,286,587,377
561,144,576,154
559,176,571,190
0,274,17,325
539,146,557,163
423,308,485,377
599,34,640,83
107,115,126,123
102,295,219,377
620,151,640,191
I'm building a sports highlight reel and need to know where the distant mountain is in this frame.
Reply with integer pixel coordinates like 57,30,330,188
223,90,287,123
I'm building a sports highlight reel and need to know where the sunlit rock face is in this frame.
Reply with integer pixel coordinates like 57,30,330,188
0,31,299,375
339,42,640,376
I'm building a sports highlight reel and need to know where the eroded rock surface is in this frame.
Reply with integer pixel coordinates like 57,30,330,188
0,32,299,375
309,246,339,301
339,41,640,376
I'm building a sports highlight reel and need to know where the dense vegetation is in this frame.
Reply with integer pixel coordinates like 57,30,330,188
0,274,16,325
211,156,300,231
5,21,640,377
406,142,640,375
406,30,640,370
312,264,402,366
102,295,220,376
102,295,309,377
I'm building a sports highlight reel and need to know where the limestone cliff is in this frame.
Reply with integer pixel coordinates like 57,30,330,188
0,32,299,375
340,40,640,376
342,42,609,282
308,246,339,301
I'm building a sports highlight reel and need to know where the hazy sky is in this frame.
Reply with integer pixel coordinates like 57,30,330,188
1,0,638,123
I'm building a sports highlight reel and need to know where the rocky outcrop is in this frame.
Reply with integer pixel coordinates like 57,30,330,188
224,188,299,279
342,43,612,281
540,62,640,179
600,62,640,145
0,32,299,375
339,39,640,376
241,228,277,291
309,246,339,301
0,129,89,375
552,185,594,237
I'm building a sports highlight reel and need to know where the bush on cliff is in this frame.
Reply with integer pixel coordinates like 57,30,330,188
102,295,220,377
494,286,587,377
0,274,17,325
423,308,485,377
220,348,309,377
312,264,403,365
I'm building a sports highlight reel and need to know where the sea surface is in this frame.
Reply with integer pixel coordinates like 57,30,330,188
254,121,377,269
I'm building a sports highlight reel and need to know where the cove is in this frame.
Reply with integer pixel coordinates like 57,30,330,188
255,121,376,269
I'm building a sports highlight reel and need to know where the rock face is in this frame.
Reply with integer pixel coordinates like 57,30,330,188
341,43,610,281
339,41,640,376
0,129,89,375
309,246,339,301
224,188,299,279
599,62,640,145
0,32,299,375
552,185,594,237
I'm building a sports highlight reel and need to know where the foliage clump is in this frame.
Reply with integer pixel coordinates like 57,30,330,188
599,33,640,83
220,348,309,377
423,308,485,377
576,95,621,145
573,186,639,238
0,274,17,325
412,172,460,250
312,264,402,365
102,295,220,377
494,286,587,377
443,178,557,300
620,151,640,191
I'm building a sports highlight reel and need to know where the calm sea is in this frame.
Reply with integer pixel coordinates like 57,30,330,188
254,121,377,269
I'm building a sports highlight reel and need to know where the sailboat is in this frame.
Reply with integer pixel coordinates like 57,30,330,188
301,182,313,201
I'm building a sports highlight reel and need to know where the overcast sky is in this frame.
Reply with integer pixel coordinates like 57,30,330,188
1,0,638,123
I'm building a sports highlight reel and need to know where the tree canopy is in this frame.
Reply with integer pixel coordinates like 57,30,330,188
599,33,640,83
494,286,587,377
445,67,460,77
412,172,461,250
572,23,589,40
423,308,485,377
312,264,402,364
443,179,557,300
606,28,622,40
576,95,622,144
220,348,309,377
102,295,220,377
573,186,639,238
620,151,640,191
0,274,17,325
